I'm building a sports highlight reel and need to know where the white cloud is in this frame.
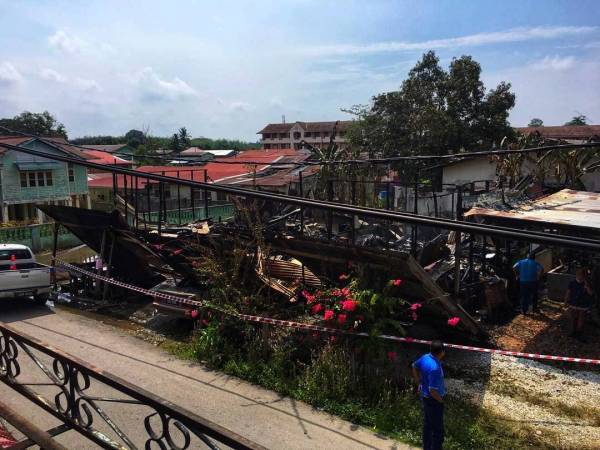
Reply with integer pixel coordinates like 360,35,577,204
228,101,253,112
74,77,101,92
531,55,576,71
48,30,87,53
40,68,67,83
0,62,23,85
133,67,198,101
304,26,597,56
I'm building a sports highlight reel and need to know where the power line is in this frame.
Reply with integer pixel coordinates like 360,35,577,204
1,140,600,252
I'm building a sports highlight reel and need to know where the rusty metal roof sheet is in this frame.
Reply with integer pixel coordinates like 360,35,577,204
465,189,600,231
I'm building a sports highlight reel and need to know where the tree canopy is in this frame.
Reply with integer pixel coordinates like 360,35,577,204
346,51,516,157
528,118,544,127
564,115,587,126
0,111,67,138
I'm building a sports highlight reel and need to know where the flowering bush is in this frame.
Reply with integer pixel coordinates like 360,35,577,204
302,275,412,335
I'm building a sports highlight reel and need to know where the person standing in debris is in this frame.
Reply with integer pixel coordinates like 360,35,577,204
513,253,543,314
412,340,446,450
565,268,594,342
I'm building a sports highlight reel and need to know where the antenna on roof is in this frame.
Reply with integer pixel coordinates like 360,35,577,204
282,115,286,124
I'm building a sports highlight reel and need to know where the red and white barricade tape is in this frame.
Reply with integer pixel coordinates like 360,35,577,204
60,262,600,366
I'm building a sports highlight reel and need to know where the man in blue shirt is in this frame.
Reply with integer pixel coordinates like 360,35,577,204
513,253,543,314
412,341,446,450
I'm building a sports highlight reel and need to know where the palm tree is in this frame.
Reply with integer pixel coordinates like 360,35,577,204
538,145,600,190
178,127,191,149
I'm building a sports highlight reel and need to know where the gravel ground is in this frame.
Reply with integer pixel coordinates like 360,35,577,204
447,351,600,449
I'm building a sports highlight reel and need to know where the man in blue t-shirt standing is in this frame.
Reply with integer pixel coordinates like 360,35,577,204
513,253,543,314
412,341,446,450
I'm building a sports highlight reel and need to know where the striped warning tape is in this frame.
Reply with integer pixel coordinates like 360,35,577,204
59,262,600,365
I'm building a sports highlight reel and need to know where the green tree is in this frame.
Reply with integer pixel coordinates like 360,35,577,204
125,129,146,148
169,133,181,153
347,51,516,158
565,115,587,126
528,118,544,127
0,111,67,138
178,127,191,149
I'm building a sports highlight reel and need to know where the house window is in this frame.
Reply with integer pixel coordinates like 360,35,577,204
293,131,301,139
305,132,311,137
37,172,45,187
20,173,27,187
45,172,53,186
68,163,75,182
28,172,37,187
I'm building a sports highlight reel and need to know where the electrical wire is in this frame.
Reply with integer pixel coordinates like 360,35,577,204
2,140,600,252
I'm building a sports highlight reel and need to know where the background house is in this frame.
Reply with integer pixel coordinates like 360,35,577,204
258,120,353,150
0,136,90,223
83,144,136,160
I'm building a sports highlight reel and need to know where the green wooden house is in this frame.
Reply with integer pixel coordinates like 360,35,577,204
0,136,90,223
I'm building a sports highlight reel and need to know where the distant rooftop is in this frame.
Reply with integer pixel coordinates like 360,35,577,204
517,125,600,141
258,120,354,134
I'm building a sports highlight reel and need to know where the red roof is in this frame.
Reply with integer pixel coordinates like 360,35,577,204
85,150,131,166
87,149,311,189
517,125,600,140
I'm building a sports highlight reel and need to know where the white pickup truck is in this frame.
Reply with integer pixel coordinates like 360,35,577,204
0,244,52,305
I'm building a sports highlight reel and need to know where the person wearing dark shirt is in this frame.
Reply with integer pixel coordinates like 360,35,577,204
565,268,594,342
513,253,543,314
412,341,446,450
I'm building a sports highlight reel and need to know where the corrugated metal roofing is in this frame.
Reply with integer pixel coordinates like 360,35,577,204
465,189,600,231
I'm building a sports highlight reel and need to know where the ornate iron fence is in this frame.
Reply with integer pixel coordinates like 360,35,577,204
0,322,264,450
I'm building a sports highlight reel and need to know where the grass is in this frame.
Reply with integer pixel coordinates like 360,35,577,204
161,324,554,450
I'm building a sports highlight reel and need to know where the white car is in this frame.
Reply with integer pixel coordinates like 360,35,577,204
0,244,52,305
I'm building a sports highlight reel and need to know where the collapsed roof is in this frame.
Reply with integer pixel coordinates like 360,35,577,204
465,189,600,236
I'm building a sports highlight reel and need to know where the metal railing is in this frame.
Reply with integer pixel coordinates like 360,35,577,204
0,322,264,450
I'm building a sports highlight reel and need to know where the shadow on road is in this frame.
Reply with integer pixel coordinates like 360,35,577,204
0,301,55,323
19,320,396,450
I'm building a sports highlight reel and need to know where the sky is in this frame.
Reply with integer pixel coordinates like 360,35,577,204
0,0,599,141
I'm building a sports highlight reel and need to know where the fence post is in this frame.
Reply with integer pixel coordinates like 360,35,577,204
177,170,181,225
30,225,41,253
327,179,333,240
190,170,196,220
204,169,209,220
299,170,304,236
411,173,419,256
454,186,463,297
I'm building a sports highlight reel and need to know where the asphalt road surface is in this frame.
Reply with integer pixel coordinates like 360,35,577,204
0,301,414,449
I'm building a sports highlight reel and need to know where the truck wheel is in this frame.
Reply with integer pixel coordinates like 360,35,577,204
33,295,48,306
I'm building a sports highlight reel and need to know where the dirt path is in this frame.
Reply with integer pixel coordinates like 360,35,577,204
0,302,413,450
447,350,600,449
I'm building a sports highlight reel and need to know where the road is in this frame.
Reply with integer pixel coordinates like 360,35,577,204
0,302,414,449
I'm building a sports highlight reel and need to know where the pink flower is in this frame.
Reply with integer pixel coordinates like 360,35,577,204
332,289,343,297
201,319,210,326
392,279,403,287
324,310,335,321
447,317,461,327
342,300,357,312
330,335,337,343
411,311,418,321
190,310,199,318
302,290,316,303
341,287,351,296
337,313,347,325
410,303,422,311
387,351,398,362
311,303,324,315
339,273,349,281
